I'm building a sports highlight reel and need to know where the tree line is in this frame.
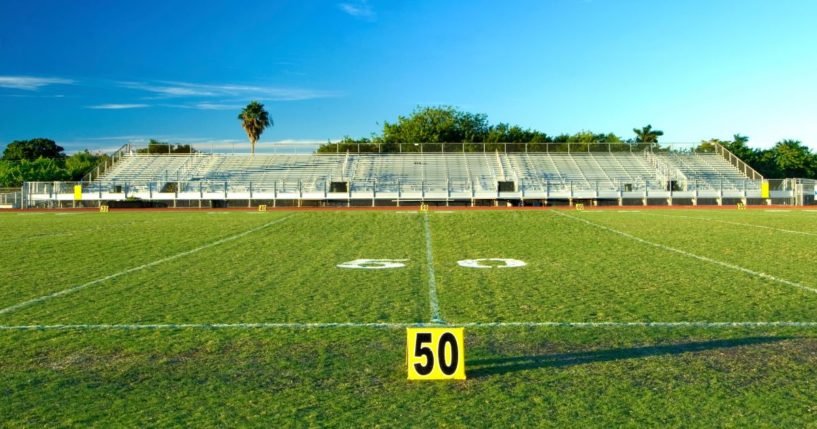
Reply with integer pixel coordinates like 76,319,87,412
0,139,108,187
317,106,816,179
699,135,816,179
316,106,664,154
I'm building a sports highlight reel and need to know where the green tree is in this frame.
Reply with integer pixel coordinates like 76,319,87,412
65,150,108,180
722,134,756,160
0,158,70,187
633,125,664,144
698,134,757,160
0,161,17,187
768,140,814,178
380,106,490,148
136,139,196,154
238,101,273,155
2,138,65,161
736,139,817,179
316,137,380,154
697,138,727,153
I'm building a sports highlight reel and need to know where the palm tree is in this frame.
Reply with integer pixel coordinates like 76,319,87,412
238,101,272,155
633,124,664,143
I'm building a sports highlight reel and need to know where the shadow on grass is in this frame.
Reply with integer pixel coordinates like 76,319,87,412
468,336,789,378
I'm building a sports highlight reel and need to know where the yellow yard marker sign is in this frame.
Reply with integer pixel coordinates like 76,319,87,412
737,202,746,210
258,204,267,212
99,205,109,213
406,327,465,380
575,203,585,211
419,203,429,212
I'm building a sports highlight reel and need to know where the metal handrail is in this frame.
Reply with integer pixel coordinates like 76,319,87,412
712,142,763,181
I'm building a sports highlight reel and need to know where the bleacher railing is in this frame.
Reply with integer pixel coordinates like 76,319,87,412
116,141,719,155
711,142,764,181
81,143,133,182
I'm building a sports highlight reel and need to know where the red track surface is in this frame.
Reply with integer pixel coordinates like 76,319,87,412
3,205,813,213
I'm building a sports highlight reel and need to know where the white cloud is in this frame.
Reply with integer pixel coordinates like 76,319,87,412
168,102,245,110
120,81,216,97
339,0,375,20
81,135,158,141
0,76,74,90
53,136,341,155
0,93,67,98
87,103,149,109
121,80,340,101
193,102,241,110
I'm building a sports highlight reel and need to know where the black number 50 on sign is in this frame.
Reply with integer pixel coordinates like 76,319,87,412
406,328,466,380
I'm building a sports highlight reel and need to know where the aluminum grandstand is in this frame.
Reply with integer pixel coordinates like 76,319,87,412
17,143,816,208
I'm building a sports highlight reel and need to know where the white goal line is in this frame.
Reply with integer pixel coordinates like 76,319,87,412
3,321,817,331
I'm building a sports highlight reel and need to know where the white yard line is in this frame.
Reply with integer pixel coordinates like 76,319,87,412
641,212,817,237
423,212,444,323
553,210,817,295
3,321,817,331
0,215,293,316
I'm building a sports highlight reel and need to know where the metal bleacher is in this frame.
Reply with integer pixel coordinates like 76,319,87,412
661,152,758,190
92,147,760,201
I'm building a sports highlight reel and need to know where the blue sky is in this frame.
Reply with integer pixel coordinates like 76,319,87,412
1,0,816,153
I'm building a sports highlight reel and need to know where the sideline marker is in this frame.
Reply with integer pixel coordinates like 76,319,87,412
258,204,267,212
99,205,109,213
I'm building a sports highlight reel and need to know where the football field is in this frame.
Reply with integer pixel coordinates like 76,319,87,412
2,208,817,426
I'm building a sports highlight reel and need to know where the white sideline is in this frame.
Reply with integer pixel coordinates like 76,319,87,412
642,212,817,237
3,321,817,331
554,210,817,295
423,212,444,323
0,215,292,316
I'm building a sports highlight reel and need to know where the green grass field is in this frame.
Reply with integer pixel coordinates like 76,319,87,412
2,208,817,427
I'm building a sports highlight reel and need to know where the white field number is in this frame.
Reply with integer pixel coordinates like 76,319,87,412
337,258,526,269
457,258,527,269
336,259,409,269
